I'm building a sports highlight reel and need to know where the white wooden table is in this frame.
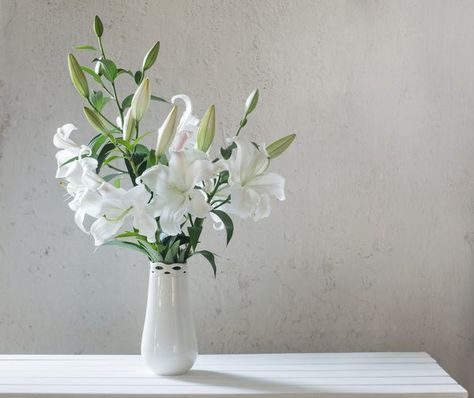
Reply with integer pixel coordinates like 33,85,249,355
0,353,467,397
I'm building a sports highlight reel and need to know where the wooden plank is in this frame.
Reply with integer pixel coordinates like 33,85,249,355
0,353,466,398
0,383,467,396
0,376,458,386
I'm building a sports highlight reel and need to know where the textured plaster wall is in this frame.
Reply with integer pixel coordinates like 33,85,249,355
1,0,473,392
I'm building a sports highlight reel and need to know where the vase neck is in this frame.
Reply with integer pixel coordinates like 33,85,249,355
150,262,188,276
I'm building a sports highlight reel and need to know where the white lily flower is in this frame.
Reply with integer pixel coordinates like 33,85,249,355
170,94,200,151
139,149,215,236
80,183,156,245
223,137,285,221
54,124,91,179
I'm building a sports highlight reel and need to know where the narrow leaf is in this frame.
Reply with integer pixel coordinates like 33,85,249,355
188,225,203,251
81,66,102,84
122,94,134,109
102,240,149,256
151,95,169,103
96,143,115,173
74,45,97,51
211,210,234,245
194,250,217,277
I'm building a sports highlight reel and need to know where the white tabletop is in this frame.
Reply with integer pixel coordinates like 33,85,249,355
0,352,467,397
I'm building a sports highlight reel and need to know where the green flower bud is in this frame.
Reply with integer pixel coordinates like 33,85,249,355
155,106,178,157
122,108,135,141
131,78,150,121
68,54,89,98
244,89,259,116
142,41,160,71
266,133,296,159
196,105,216,153
94,15,103,38
83,107,107,134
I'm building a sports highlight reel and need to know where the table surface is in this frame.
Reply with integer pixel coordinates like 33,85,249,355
0,352,467,397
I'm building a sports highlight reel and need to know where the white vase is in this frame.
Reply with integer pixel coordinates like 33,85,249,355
141,262,198,375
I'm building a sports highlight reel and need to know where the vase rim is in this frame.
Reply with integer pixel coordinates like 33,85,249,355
149,262,188,276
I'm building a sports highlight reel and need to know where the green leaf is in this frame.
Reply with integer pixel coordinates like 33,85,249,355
266,133,296,159
96,59,118,82
117,68,134,77
102,155,123,168
94,15,104,37
220,142,236,160
134,70,142,85
89,134,106,155
151,95,169,103
134,130,154,145
244,89,259,116
142,41,160,71
74,44,97,51
96,143,115,173
164,240,180,264
90,90,111,112
59,156,79,168
146,150,157,168
124,158,137,186
122,94,134,109
193,250,217,277
132,144,149,166
81,66,102,84
102,240,149,257
211,210,234,246
102,172,124,182
115,231,142,239
138,240,162,263
115,138,133,152
188,225,203,251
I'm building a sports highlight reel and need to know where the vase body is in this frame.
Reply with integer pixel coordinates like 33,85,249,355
141,262,198,375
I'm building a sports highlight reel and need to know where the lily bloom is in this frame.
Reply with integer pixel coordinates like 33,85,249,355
170,94,200,151
223,137,285,220
54,124,91,180
139,149,214,236
79,183,156,245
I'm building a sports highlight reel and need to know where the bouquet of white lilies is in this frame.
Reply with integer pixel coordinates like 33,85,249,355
54,16,295,274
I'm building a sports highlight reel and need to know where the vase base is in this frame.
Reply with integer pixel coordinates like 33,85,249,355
142,352,197,376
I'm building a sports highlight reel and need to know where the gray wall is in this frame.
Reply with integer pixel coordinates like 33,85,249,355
1,0,473,392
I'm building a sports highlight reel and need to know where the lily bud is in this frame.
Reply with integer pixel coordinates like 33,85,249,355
94,15,103,38
83,107,107,134
142,41,160,71
266,133,296,159
68,54,89,98
122,108,135,141
244,89,259,116
131,78,150,121
196,105,215,153
155,106,178,158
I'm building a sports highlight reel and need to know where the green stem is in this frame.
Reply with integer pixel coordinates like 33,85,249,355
98,37,124,128
212,196,231,210
236,124,243,136
106,164,127,173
